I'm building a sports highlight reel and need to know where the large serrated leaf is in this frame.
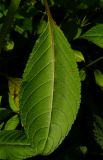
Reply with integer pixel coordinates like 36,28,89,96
20,17,81,155
81,24,103,48
0,130,35,160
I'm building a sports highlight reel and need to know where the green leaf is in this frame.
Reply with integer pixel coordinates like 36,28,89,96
4,40,14,51
93,115,103,149
74,28,82,39
37,19,47,35
15,25,24,34
20,18,81,155
79,69,86,81
94,69,103,87
9,94,19,112
0,122,4,130
79,146,88,155
0,130,35,160
4,114,19,130
73,50,85,62
8,78,21,112
81,24,103,48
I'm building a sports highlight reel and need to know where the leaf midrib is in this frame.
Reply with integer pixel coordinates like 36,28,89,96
43,20,55,151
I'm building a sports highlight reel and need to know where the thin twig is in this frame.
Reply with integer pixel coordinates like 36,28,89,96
86,56,103,68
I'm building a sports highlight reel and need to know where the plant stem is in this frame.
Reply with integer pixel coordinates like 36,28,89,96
86,56,103,68
44,0,52,19
0,0,21,53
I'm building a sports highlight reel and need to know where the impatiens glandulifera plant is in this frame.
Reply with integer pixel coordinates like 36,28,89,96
20,0,81,156
0,0,103,160
0,0,81,159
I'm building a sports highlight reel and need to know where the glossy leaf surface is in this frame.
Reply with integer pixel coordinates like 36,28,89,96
20,18,81,155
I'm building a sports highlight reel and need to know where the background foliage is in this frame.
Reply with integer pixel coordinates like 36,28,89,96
0,0,103,160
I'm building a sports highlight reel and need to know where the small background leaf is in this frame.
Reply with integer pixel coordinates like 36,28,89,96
94,69,103,87
4,114,19,130
73,50,85,62
79,69,86,81
81,24,103,48
37,19,47,35
8,78,21,112
4,40,14,51
93,115,103,149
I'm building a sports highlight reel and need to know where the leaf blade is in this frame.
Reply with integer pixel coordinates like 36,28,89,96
81,24,103,48
0,130,35,160
94,69,103,87
4,114,19,130
20,20,81,155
